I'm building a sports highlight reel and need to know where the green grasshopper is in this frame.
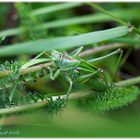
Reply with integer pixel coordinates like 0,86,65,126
21,47,123,100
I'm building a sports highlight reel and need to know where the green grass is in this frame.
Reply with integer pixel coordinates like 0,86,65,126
0,26,129,56
0,2,140,137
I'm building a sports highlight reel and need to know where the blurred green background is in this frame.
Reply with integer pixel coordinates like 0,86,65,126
0,2,140,137
2,98,140,138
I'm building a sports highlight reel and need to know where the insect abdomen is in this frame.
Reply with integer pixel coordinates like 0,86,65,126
85,77,107,91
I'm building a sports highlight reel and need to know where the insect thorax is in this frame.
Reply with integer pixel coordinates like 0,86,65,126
54,54,80,71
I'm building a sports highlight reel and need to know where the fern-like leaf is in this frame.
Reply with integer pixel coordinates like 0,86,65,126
78,86,140,113
46,97,66,116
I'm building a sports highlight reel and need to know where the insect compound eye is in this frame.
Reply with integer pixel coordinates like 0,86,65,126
52,50,62,60
58,53,62,58
74,68,80,75
76,68,80,73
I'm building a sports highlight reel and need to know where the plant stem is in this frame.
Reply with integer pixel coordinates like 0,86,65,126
79,43,128,57
0,43,128,78
0,90,93,115
86,3,140,35
20,62,52,74
115,76,140,87
0,76,140,115
86,3,128,26
0,100,48,116
0,62,52,78
0,43,129,91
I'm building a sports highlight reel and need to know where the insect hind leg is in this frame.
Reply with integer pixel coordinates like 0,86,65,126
33,51,49,59
47,67,60,80
113,49,123,81
70,46,84,57
99,69,111,91
65,76,73,101
88,48,123,82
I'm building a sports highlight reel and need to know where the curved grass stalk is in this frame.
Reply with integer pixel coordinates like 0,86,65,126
1,8,139,38
0,62,52,78
34,8,140,29
79,43,128,57
87,3,140,35
116,76,140,87
0,42,129,78
0,76,140,115
86,3,127,26
0,26,130,56
0,90,93,115
30,3,82,16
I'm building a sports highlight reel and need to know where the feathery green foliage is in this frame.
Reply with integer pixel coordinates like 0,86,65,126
46,97,66,116
0,61,46,109
0,2,140,122
78,86,140,113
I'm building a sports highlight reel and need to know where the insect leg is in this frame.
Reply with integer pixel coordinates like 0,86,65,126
33,51,49,59
78,68,101,84
86,68,111,91
65,76,73,101
88,49,122,63
113,49,123,81
88,48,123,81
70,46,84,57
47,67,60,80
99,69,110,90
21,51,51,69
78,68,110,91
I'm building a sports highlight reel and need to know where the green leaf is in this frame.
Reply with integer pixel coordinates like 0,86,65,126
0,26,129,56
30,3,82,16
0,8,139,38
87,3,127,26
0,28,23,38
78,86,140,113
110,37,140,45
35,9,140,31
21,58,51,69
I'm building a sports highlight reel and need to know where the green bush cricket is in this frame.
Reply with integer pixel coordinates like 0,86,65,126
21,47,123,101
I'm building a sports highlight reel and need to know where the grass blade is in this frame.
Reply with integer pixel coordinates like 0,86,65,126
35,9,140,31
30,3,82,16
21,58,51,69
0,8,139,38
0,26,129,56
87,3,140,35
0,28,23,38
110,37,140,45
86,3,127,26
